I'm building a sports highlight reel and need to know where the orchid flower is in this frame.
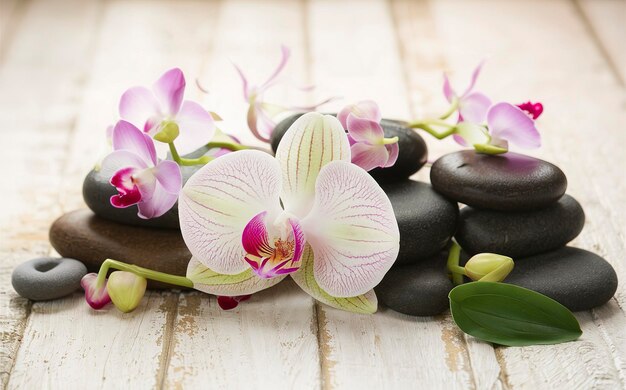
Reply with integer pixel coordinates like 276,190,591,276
517,101,544,120
443,62,492,124
101,120,182,219
119,68,215,155
234,46,334,143
179,112,400,313
81,273,111,309
337,101,399,171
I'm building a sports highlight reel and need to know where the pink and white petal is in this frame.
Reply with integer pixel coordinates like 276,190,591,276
290,245,378,314
442,73,455,103
232,63,251,100
110,167,142,208
242,211,274,258
100,150,149,178
346,115,385,144
179,150,283,274
131,168,157,202
337,101,382,128
119,86,160,129
175,100,216,155
301,161,400,297
112,120,157,165
290,218,305,264
259,45,291,92
275,112,350,217
453,133,469,146
458,92,491,124
487,102,541,149
246,103,271,143
153,160,182,194
152,68,185,116
137,180,177,219
350,143,389,172
461,61,485,97
187,257,285,296
383,142,399,168
455,123,490,146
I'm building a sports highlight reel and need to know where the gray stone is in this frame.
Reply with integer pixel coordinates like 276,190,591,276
376,252,453,316
381,180,458,264
431,150,567,211
12,257,87,301
271,114,428,181
82,164,200,229
456,194,585,258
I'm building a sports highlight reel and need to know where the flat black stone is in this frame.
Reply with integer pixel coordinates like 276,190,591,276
461,247,618,311
456,194,585,258
83,164,200,229
381,180,458,264
376,252,453,316
430,150,567,211
271,113,428,182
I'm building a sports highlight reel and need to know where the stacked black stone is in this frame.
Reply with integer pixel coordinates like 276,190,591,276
430,150,618,312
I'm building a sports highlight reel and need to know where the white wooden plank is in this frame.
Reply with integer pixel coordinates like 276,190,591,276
577,0,626,84
0,0,101,387
425,0,626,388
8,1,218,387
163,1,321,388
307,0,475,388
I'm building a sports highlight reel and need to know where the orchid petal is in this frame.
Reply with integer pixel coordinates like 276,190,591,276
112,120,157,165
179,150,283,274
350,143,390,172
119,86,159,130
487,102,541,149
275,112,350,217
136,180,178,219
110,167,142,208
290,246,377,314
458,92,491,124
153,160,182,194
100,150,150,178
302,161,400,297
337,100,382,129
384,142,399,168
461,61,485,97
455,122,490,146
233,63,251,100
443,73,455,102
453,133,468,146
81,273,111,310
346,115,385,144
246,103,271,143
175,100,216,155
187,257,285,296
153,68,185,116
259,45,291,92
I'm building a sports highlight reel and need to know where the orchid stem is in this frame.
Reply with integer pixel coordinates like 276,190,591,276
447,241,466,285
409,122,456,139
169,142,214,166
205,141,250,151
96,259,194,289
439,97,459,120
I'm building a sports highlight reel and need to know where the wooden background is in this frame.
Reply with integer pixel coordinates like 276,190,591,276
0,0,624,388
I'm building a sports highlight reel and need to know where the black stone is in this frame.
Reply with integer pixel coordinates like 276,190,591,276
460,247,618,312
431,150,567,211
456,194,585,258
82,164,200,229
376,252,453,316
271,113,428,181
381,180,458,265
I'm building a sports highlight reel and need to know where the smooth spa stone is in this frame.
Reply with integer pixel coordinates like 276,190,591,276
49,209,191,289
381,180,458,265
376,252,453,316
430,150,568,211
270,113,428,181
460,247,618,312
82,164,200,230
456,194,585,258
12,257,87,301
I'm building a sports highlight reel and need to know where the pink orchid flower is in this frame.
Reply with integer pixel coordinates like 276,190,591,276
101,120,182,219
337,101,399,171
179,113,400,313
119,68,215,155
234,46,334,143
443,62,492,125
81,273,111,310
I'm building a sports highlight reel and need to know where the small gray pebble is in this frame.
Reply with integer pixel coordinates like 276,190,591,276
12,257,87,301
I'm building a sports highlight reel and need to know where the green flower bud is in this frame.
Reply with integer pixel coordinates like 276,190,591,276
465,253,514,282
106,271,147,313
153,121,180,143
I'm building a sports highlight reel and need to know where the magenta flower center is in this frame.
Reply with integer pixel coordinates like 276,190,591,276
516,101,543,120
109,167,142,208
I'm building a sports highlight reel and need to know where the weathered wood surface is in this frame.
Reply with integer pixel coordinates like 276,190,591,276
0,0,624,389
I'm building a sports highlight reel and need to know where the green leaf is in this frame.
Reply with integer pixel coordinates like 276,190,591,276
449,282,582,346
291,245,377,314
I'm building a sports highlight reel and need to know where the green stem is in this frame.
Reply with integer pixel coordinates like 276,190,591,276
205,141,250,151
447,241,466,285
410,122,457,140
168,142,183,164
439,97,459,120
96,259,194,289
381,136,399,145
169,142,214,166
